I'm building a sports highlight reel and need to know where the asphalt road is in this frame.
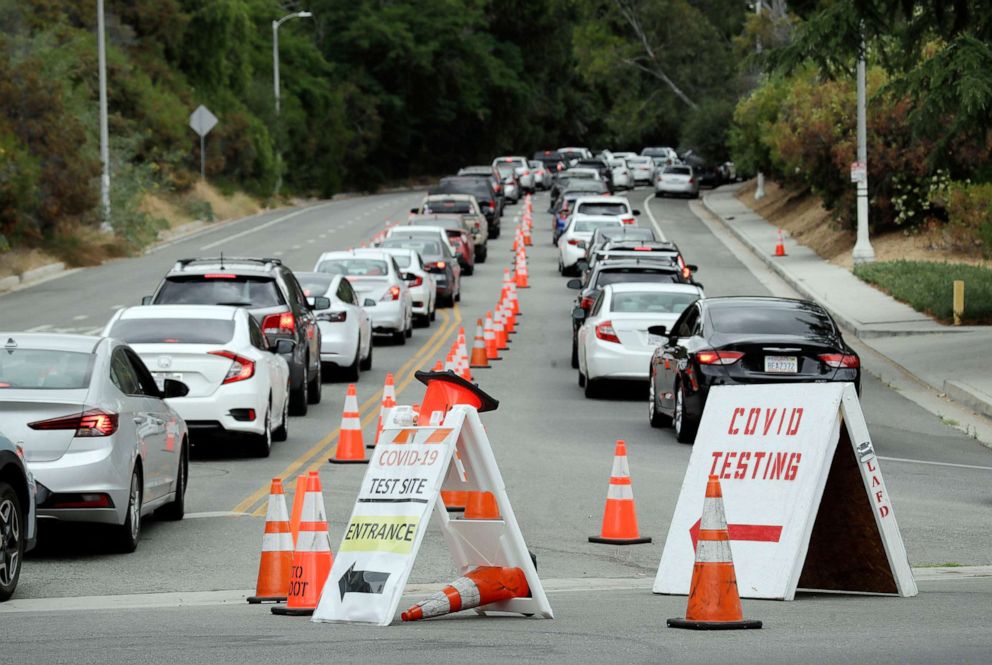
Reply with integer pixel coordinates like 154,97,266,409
1,187,990,664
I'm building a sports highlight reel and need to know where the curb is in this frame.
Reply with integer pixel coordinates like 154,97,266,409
943,380,992,420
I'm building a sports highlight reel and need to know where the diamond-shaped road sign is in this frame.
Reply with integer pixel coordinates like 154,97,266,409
189,105,218,137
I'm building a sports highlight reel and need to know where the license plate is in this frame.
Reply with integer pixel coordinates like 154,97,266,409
647,334,664,346
154,372,183,391
764,356,798,373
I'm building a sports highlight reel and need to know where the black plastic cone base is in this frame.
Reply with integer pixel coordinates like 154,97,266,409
366,444,376,449
667,618,762,630
445,505,465,513
246,595,285,604
271,606,315,616
327,457,369,465
588,535,652,545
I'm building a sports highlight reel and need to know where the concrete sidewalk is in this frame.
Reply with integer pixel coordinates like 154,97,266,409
702,185,992,421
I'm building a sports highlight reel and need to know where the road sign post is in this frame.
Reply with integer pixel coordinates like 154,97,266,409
188,105,218,181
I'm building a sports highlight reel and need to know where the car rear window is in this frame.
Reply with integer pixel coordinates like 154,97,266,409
155,276,284,308
495,164,515,176
665,167,692,175
380,239,441,256
600,228,655,242
611,292,698,314
389,254,412,268
577,202,628,215
628,158,652,166
709,304,836,337
410,218,462,231
565,171,596,179
596,270,680,287
574,220,622,233
109,319,236,345
424,200,472,214
316,259,390,277
296,275,334,296
0,349,94,390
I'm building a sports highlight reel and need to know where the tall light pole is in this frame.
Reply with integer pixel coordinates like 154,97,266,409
97,0,112,231
754,0,765,200
272,11,312,117
852,26,875,265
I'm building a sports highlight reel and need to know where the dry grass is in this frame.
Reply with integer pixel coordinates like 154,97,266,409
0,248,59,278
139,181,262,230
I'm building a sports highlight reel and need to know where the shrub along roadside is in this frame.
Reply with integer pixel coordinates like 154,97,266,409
854,260,992,324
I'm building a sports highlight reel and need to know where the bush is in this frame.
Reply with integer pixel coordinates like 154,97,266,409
940,181,992,258
854,260,992,324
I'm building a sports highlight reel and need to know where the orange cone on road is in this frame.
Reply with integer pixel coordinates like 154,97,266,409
484,312,500,361
774,228,787,257
441,490,468,513
463,490,500,519
668,475,762,630
515,262,529,288
589,440,651,545
493,307,508,350
402,566,528,621
328,384,368,464
247,478,293,604
470,319,489,369
272,473,333,616
370,373,397,449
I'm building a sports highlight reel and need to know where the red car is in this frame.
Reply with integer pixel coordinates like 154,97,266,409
407,214,476,275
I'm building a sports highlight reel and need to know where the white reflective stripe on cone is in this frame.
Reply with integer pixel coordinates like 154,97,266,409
452,576,481,608
695,537,733,563
610,454,630,479
297,529,331,552
606,484,634,500
262,532,294,551
266,495,290,521
341,416,361,429
700,496,727,531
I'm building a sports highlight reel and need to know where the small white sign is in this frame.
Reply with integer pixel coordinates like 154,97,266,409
189,105,218,137
850,161,867,183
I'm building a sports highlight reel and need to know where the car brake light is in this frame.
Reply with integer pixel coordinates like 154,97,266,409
29,409,119,437
688,178,696,184
634,246,651,251
261,312,295,335
204,273,237,279
523,170,530,176
594,321,621,344
316,311,347,323
435,261,447,270
819,353,860,369
618,216,635,225
696,349,744,365
381,285,401,301
567,238,581,246
677,255,692,280
580,296,595,310
209,350,256,384
51,493,114,509
407,275,424,287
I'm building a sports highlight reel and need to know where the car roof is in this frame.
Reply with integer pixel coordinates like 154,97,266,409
605,282,702,294
574,196,630,205
165,257,283,276
395,225,449,235
701,296,817,310
317,249,393,261
378,247,417,258
571,214,625,223
0,333,103,353
594,259,679,272
425,193,473,201
564,168,599,175
117,305,240,320
603,240,677,251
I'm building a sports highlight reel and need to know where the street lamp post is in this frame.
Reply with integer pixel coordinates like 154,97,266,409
271,11,312,195
852,28,875,265
97,0,111,231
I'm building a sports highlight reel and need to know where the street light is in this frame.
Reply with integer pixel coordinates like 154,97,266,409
272,11,313,116
851,26,875,265
97,0,111,231
753,0,765,200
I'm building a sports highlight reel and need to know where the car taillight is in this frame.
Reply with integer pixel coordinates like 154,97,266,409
204,273,237,279
567,238,581,246
523,170,530,176
696,349,744,365
29,409,119,437
819,353,860,369
580,296,595,310
209,350,256,384
261,312,295,335
435,261,447,270
595,321,621,344
407,275,424,287
621,216,636,225
381,285,401,301
688,178,696,184
634,246,651,251
316,311,347,323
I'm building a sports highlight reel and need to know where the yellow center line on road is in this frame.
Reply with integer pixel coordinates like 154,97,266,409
236,304,462,516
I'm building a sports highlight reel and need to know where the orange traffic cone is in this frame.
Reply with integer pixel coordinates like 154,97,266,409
441,490,468,513
668,475,762,630
484,312,500,360
589,440,651,545
402,566,528,621
515,263,529,288
370,373,397,449
508,281,520,316
328,384,368,464
463,490,500,519
470,319,489,368
247,478,293,604
289,474,308,546
493,307,509,350
504,301,516,335
272,473,333,616
774,228,787,257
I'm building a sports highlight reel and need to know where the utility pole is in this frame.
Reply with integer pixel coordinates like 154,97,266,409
852,26,875,265
97,0,112,231
754,0,765,200
271,11,312,195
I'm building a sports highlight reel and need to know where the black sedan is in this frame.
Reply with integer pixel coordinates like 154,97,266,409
648,297,860,443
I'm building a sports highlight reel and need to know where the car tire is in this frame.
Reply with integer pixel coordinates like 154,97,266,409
455,289,461,303
429,304,436,322
673,381,697,444
251,407,273,458
0,481,24,601
342,346,360,382
289,362,308,416
393,328,406,345
307,360,322,404
272,385,290,441
359,341,373,371
649,376,672,428
477,247,487,263
463,264,474,276
156,442,187,521
570,336,579,369
405,317,413,338
113,467,142,553
578,370,585,388
584,376,599,399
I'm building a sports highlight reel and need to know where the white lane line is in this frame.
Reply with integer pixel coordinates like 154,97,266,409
184,511,249,519
643,191,667,241
199,203,333,251
273,251,284,256
72,315,88,321
879,456,992,472
25,325,52,332
111,304,126,310
307,239,315,244
291,244,301,250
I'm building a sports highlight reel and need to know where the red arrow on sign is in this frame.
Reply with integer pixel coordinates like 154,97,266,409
689,518,783,549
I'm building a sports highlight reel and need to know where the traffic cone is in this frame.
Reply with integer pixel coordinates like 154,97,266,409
589,440,651,545
289,474,307,546
515,262,529,288
503,301,516,335
508,281,520,316
484,312,500,361
328,384,368,464
470,319,489,368
441,490,468,513
668,475,762,630
774,228,787,257
370,373,397,449
463,490,500,519
402,566,528,621
272,473,333,616
247,478,293,604
493,307,508,350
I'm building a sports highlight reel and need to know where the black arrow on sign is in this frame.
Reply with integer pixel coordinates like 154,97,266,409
339,563,390,601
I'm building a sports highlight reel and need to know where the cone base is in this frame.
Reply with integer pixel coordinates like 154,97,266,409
366,443,377,449
246,595,286,604
667,618,762,630
327,458,369,464
469,364,491,369
445,506,465,513
588,535,652,545
271,606,316,616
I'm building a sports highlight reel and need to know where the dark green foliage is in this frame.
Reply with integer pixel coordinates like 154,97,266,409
854,260,992,323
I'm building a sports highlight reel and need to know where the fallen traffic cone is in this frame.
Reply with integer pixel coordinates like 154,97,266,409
328,384,368,464
470,319,490,369
463,490,500,519
370,374,397,449
668,475,762,630
774,228,787,257
484,312,500,361
402,566,528,621
247,478,293,604
589,440,651,545
272,473,333,616
441,490,468,513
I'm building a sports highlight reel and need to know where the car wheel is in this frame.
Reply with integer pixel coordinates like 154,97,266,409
463,264,474,276
272,384,290,441
570,335,579,369
455,289,461,303
359,340,373,371
429,304,436,322
342,345,360,382
289,362,308,416
405,316,413,338
307,360,322,404
477,247,487,263
673,382,697,444
156,441,187,521
649,376,672,428
584,375,599,399
558,260,564,275
578,370,585,388
251,406,273,458
0,481,24,601
114,467,142,553
393,327,407,345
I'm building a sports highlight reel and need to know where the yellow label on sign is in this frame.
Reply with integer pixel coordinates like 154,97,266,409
340,516,421,554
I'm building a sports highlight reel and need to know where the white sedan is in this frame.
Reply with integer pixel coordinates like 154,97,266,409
557,214,624,275
295,272,373,381
576,283,705,398
378,247,437,326
573,195,640,225
104,305,291,457
655,165,699,198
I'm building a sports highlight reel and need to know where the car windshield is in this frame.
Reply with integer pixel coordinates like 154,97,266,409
0,349,95,390
411,218,462,231
295,275,333,296
495,164,515,177
611,291,698,314
709,304,836,337
316,259,389,277
577,202,628,215
155,276,284,307
424,200,472,214
596,270,680,286
665,167,692,175
573,220,621,233
109,319,236,345
380,239,441,257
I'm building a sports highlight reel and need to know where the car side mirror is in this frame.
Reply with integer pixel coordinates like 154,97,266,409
686,264,699,272
571,307,587,322
162,379,189,399
647,325,668,337
410,207,419,214
273,338,296,355
576,259,589,273
141,295,153,305
307,296,331,311
566,279,582,290
632,209,641,216
363,298,377,307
